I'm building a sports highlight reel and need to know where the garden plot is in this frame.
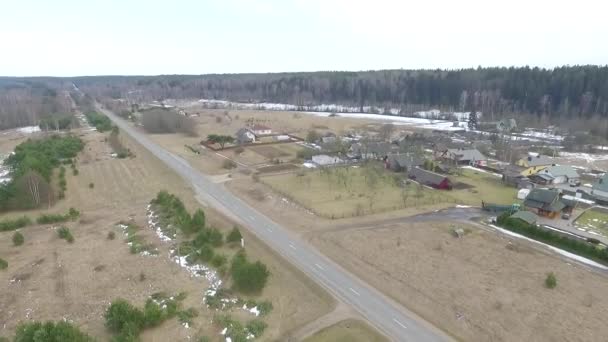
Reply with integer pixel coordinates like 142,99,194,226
575,209,608,237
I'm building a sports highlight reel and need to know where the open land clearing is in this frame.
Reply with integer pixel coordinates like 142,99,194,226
575,208,608,238
0,126,334,340
308,221,608,342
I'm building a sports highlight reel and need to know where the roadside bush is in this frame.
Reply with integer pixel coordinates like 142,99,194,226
0,216,31,232
545,272,557,289
85,111,113,132
0,258,7,270
197,244,215,263
191,209,206,233
143,299,165,327
107,231,116,240
57,226,74,243
89,182,95,189
230,251,270,293
257,300,273,316
14,320,94,342
226,226,242,244
12,231,24,246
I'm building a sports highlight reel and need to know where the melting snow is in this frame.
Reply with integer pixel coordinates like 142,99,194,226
147,205,174,241
17,126,41,134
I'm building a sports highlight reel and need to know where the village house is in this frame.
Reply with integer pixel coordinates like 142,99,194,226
444,148,487,167
235,128,256,144
311,154,343,167
249,124,272,136
500,164,534,189
349,142,391,160
408,167,453,190
510,210,539,225
515,154,554,176
385,154,424,172
536,165,580,185
523,188,567,218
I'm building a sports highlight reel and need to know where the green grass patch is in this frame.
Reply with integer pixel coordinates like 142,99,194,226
13,320,94,342
85,111,113,132
0,216,32,232
37,208,80,224
118,222,158,255
0,258,7,270
574,209,608,237
450,169,518,205
57,226,74,243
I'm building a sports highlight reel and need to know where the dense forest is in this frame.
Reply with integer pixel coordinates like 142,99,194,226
72,66,608,121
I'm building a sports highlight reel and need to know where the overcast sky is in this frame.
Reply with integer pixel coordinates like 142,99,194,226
1,0,606,76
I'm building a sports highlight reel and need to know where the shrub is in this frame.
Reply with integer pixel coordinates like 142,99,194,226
191,209,206,232
257,300,273,316
57,226,74,243
85,111,113,132
226,227,242,244
12,231,24,246
0,216,31,232
246,319,268,338
177,308,198,325
545,272,557,289
73,168,79,176
143,299,165,327
230,251,270,293
89,182,94,189
0,258,7,270
107,231,116,240
37,208,78,224
14,320,94,342
211,254,227,268
197,244,215,263
105,299,145,336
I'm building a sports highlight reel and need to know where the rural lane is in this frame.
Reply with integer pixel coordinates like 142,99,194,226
99,105,451,342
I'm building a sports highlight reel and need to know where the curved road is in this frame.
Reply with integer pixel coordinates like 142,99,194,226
99,105,451,342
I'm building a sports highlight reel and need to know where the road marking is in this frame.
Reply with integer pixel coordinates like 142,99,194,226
289,243,296,250
349,287,360,296
314,263,325,270
393,318,407,329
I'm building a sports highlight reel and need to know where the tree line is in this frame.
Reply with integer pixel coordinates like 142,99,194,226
71,66,608,120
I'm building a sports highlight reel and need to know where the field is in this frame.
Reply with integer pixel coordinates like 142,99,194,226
260,165,517,218
303,319,388,342
575,208,608,237
450,168,519,205
262,165,449,218
309,221,608,342
0,127,334,340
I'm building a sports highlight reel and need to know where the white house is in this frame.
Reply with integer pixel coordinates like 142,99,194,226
236,128,256,144
312,154,343,167
539,165,580,185
250,124,272,136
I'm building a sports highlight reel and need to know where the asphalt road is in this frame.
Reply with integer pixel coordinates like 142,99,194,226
99,106,451,342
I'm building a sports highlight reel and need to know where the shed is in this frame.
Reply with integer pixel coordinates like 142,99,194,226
517,188,530,200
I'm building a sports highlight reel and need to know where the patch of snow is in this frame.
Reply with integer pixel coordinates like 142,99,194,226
455,205,472,208
489,224,608,270
220,328,227,335
147,205,174,241
17,126,41,134
302,162,316,168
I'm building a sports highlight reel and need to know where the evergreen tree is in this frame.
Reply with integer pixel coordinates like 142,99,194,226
468,111,478,130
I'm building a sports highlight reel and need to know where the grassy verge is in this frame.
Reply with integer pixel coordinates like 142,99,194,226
303,319,388,342
574,209,608,237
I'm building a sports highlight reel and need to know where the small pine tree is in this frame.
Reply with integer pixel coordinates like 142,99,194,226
12,231,24,246
226,226,242,244
545,272,557,289
468,110,478,130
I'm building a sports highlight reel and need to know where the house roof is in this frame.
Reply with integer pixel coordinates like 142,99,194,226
542,165,579,178
524,188,565,212
510,211,538,225
532,173,554,181
350,142,391,156
388,154,424,169
593,174,608,192
501,164,526,177
522,155,553,167
447,148,487,162
235,128,254,139
408,167,449,186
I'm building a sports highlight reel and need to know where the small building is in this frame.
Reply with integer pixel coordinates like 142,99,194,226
510,210,538,225
445,148,487,167
249,124,272,136
516,155,554,176
386,154,424,172
539,165,580,185
517,188,531,200
529,173,555,186
408,167,452,190
312,154,343,167
236,128,256,144
591,174,608,204
523,188,565,218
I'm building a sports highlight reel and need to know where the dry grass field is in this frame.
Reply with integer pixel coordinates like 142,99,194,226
450,169,519,205
309,221,608,342
303,319,388,342
0,127,334,341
